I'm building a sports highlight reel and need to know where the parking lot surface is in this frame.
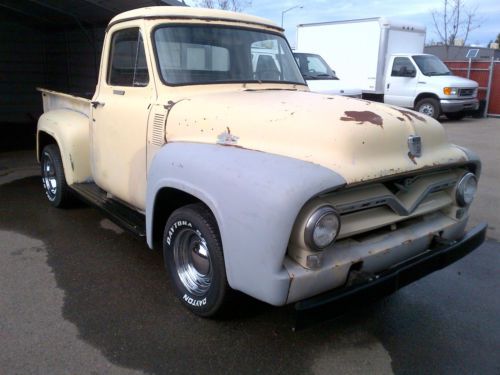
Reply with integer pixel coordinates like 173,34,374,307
1,117,499,375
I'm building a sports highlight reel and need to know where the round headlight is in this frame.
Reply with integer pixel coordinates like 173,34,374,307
305,206,341,250
456,173,477,207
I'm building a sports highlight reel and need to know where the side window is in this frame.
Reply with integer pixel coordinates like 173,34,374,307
108,28,149,87
306,56,328,74
251,40,284,81
391,57,416,77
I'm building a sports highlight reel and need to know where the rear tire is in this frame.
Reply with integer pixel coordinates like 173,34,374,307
40,144,74,208
445,112,466,121
163,203,230,317
415,98,441,120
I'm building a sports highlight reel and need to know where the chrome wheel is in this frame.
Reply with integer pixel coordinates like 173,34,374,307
173,228,212,296
42,152,57,201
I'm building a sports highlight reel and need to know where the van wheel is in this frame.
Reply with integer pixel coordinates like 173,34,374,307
416,98,441,119
163,203,230,317
445,112,466,121
41,144,74,208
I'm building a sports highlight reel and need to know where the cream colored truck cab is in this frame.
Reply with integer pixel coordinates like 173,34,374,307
37,7,487,319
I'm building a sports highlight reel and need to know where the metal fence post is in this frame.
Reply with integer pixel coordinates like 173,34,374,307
484,57,494,118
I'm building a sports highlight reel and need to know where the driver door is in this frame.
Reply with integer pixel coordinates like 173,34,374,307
385,56,418,108
91,26,155,210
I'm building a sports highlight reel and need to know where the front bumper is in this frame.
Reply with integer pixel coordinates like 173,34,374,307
294,222,487,329
440,98,479,113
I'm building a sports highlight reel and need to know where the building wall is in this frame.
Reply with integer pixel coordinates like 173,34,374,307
0,16,104,150
425,45,500,61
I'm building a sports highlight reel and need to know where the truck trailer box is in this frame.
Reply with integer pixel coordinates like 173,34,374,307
297,17,425,93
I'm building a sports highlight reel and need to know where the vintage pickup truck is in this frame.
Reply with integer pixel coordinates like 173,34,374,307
37,7,486,318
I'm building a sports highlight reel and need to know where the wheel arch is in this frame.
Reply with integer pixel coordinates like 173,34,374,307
37,109,91,185
151,187,217,251
413,92,441,109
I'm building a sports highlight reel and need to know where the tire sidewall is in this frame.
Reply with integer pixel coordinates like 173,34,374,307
163,208,226,317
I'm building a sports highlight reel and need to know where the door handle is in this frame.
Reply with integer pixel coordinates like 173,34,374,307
113,89,125,95
386,83,390,89
91,101,105,108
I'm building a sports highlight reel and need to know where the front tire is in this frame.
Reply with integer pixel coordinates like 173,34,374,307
41,144,74,208
415,98,441,119
163,203,230,317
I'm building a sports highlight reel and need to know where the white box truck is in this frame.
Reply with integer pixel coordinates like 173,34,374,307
296,17,479,120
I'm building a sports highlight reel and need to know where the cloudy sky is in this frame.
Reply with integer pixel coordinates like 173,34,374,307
183,0,499,47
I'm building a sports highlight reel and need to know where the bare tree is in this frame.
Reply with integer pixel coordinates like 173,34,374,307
431,0,481,56
196,0,251,12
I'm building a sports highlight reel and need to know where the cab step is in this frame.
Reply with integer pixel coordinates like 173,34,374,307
71,182,145,238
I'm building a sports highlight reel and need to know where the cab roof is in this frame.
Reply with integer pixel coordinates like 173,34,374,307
109,6,282,31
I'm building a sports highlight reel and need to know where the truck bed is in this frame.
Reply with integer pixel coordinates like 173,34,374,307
37,87,91,118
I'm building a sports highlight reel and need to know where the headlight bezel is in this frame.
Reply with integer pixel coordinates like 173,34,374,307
443,87,459,96
304,205,341,251
455,172,478,207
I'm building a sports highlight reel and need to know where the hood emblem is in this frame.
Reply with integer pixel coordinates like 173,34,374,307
408,135,422,158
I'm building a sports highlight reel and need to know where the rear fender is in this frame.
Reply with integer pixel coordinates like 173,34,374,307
37,109,91,185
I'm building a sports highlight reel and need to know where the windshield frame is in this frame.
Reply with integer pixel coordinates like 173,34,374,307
151,23,307,87
412,54,452,77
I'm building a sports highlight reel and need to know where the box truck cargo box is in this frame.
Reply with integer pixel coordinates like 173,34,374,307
297,18,479,120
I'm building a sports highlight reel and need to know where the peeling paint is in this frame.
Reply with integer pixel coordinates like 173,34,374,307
340,111,383,128
392,107,426,122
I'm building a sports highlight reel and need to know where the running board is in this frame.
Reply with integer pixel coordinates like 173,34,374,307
71,183,145,238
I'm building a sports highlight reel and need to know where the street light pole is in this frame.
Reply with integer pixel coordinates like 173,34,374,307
281,5,303,28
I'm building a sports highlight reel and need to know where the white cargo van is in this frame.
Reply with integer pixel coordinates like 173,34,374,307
297,18,479,120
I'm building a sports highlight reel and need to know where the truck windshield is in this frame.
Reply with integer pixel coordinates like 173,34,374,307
154,25,305,86
413,55,452,76
293,53,339,80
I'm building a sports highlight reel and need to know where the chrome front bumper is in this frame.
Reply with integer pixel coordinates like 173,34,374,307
293,222,487,330
440,98,479,113
284,212,471,303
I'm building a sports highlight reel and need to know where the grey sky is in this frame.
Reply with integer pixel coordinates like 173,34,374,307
183,0,499,47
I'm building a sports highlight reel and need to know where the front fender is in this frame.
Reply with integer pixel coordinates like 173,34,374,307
37,109,91,185
147,143,345,305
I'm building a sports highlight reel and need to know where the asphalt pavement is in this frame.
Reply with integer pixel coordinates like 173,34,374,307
0,117,499,375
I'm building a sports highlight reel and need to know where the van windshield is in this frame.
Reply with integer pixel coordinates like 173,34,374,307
154,25,305,86
413,55,452,76
293,53,339,80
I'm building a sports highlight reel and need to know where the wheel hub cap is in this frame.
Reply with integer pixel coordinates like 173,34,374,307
173,228,212,296
42,154,57,200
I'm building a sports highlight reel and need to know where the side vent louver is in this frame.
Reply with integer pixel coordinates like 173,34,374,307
152,113,166,146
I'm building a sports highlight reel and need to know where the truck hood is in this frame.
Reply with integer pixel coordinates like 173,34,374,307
425,74,478,88
306,79,362,96
165,90,466,184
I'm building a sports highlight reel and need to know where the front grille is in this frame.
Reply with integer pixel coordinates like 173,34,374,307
459,88,474,97
316,168,466,239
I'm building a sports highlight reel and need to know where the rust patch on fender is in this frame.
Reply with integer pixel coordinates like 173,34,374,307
392,107,426,122
340,111,383,128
